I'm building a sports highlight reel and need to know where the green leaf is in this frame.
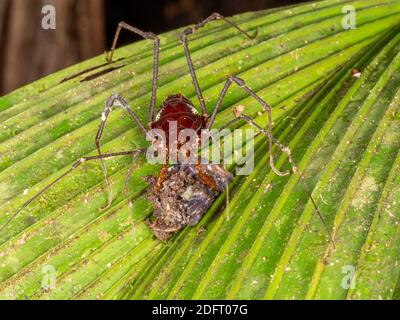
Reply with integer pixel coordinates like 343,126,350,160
0,0,399,300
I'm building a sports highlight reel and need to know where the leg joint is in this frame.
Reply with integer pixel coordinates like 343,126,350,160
118,21,129,28
145,31,158,40
181,28,193,38
229,75,245,86
211,12,223,19
107,93,120,104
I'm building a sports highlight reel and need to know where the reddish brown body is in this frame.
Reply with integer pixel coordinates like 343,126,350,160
150,94,207,137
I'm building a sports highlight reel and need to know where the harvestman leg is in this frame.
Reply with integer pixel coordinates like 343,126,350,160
180,12,257,116
96,94,148,210
207,76,286,176
0,149,147,234
179,13,256,190
106,22,165,193
209,76,335,244
107,22,160,123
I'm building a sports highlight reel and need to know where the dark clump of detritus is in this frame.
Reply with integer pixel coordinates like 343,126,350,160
144,163,232,241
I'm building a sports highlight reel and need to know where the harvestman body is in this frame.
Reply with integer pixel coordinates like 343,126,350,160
1,13,332,243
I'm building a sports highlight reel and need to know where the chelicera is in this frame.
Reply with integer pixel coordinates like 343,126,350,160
1,13,331,243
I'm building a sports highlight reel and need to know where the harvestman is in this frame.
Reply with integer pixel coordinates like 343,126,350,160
1,13,332,242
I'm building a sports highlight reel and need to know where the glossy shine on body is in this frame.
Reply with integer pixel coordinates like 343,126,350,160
150,94,207,137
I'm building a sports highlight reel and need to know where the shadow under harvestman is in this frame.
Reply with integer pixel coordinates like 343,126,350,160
1,13,334,243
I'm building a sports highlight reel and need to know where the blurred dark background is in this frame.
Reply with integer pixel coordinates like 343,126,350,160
0,0,307,95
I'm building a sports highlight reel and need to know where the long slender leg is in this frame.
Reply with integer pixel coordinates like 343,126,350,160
96,94,147,210
210,76,335,245
0,149,147,234
180,12,257,116
106,22,160,123
208,76,284,176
